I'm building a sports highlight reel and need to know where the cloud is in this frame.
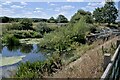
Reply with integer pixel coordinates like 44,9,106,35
61,5,75,9
0,7,15,16
34,7,43,13
11,5,24,8
81,2,105,13
88,2,105,7
55,5,74,12
50,3,56,6
34,10,41,13
67,0,84,2
21,2,27,5
35,8,43,10
2,1,12,5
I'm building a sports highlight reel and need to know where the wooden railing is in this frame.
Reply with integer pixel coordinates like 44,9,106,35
101,40,120,80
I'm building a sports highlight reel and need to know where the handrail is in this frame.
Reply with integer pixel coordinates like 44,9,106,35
101,45,120,80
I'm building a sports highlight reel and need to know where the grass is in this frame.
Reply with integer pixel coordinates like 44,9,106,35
19,38,43,44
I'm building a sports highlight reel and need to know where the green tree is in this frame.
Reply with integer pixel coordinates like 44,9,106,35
103,1,118,25
1,16,10,23
93,7,104,23
70,9,93,24
93,1,118,25
35,22,52,35
19,18,33,30
48,17,56,23
56,15,68,23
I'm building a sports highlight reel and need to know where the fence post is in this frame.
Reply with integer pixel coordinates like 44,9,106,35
117,40,120,48
103,54,111,70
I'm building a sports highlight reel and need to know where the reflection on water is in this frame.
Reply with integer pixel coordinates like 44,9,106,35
20,44,33,53
2,43,46,62
1,43,46,78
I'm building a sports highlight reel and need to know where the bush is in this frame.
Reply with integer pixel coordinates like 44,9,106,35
2,34,20,46
15,54,62,78
19,18,33,30
88,24,97,33
35,22,52,35
39,17,90,53
7,30,43,38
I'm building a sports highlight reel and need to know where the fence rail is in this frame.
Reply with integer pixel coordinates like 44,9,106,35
101,40,120,80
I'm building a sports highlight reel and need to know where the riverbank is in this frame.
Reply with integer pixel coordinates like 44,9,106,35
51,37,118,78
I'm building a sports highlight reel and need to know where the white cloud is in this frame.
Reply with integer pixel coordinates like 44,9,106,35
67,0,83,2
34,10,41,13
50,3,56,6
21,2,27,5
81,2,105,13
88,2,105,7
0,7,15,16
55,5,74,12
11,5,24,8
2,1,12,5
35,8,43,10
61,5,75,10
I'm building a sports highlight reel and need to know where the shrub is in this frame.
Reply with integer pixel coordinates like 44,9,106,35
19,18,33,30
15,54,62,78
7,30,43,38
35,22,52,35
39,17,90,53
2,34,20,46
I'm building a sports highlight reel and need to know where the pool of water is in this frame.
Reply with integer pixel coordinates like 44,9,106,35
0,43,46,78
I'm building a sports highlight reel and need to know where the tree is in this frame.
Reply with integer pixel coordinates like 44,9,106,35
56,15,68,23
35,22,52,35
19,18,33,30
103,1,118,25
48,17,56,23
93,7,104,23
93,1,118,25
1,16,10,23
70,9,93,24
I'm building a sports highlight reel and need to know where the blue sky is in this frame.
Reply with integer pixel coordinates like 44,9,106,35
0,1,119,20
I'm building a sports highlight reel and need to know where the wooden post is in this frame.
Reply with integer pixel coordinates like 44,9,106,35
117,40,120,48
103,54,111,70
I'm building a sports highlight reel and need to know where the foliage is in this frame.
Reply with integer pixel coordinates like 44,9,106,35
88,24,97,33
2,34,20,46
0,16,10,23
103,1,118,24
48,17,56,23
93,7,104,23
7,30,43,39
19,18,33,30
39,17,90,53
15,54,62,78
35,22,53,35
102,43,116,55
93,1,118,24
56,15,68,23
70,9,93,24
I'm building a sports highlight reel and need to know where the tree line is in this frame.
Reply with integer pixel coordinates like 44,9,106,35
0,1,119,26
0,14,68,23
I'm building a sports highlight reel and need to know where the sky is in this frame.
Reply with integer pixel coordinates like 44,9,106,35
0,0,119,20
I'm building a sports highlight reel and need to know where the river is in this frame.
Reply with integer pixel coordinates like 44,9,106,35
0,43,46,78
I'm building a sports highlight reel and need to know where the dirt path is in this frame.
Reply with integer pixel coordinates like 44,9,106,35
51,37,118,78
